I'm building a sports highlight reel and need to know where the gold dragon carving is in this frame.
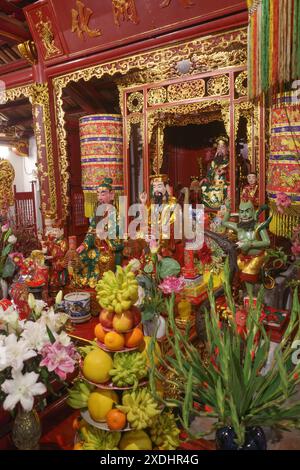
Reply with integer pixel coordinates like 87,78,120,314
71,0,102,39
111,0,139,26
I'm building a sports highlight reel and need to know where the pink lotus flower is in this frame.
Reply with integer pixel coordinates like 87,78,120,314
1,223,9,233
149,238,159,254
275,193,292,214
292,240,300,257
40,341,78,380
159,276,185,295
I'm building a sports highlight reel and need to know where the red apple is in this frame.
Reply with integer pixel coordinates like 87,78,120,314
99,309,114,329
132,308,141,326
112,311,133,333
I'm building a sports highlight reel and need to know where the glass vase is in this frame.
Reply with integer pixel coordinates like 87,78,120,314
12,407,41,450
215,426,267,450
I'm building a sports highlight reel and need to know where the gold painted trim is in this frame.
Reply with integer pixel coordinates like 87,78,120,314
2,84,56,217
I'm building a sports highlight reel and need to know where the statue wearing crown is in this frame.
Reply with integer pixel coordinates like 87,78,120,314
139,174,183,262
200,136,229,210
76,178,124,287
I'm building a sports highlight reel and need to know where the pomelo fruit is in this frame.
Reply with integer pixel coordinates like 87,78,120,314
119,430,152,450
87,390,119,422
82,348,113,383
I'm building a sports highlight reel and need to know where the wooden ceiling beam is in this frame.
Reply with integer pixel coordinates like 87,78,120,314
0,1,24,20
0,99,31,113
66,84,97,114
75,82,111,112
0,12,31,43
8,117,33,127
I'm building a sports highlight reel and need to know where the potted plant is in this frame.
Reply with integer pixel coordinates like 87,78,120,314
149,259,300,450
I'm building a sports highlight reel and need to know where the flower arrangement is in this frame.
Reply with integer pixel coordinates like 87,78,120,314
275,192,292,214
137,241,182,323
0,294,78,413
149,259,300,448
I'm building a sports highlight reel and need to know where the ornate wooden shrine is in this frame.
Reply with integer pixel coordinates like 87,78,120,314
0,0,255,228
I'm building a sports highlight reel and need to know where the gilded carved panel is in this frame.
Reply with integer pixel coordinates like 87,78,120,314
52,27,248,219
1,84,56,218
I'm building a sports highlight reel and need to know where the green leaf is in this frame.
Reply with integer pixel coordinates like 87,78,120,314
46,325,56,344
144,261,154,274
182,367,194,430
158,257,181,279
3,228,12,243
1,243,12,258
2,256,15,278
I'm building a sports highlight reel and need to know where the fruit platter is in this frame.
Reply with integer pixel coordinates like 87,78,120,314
68,265,181,450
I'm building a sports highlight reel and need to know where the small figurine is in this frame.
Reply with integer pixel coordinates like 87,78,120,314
64,236,80,282
42,218,68,290
241,172,259,207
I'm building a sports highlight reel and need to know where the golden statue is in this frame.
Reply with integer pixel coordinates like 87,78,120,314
0,159,15,215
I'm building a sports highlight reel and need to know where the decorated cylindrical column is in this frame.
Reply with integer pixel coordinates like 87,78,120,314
79,114,124,218
267,92,300,238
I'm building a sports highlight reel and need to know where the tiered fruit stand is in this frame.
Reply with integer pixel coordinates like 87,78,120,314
68,266,180,450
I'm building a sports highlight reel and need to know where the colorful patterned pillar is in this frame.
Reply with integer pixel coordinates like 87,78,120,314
267,92,300,238
79,114,124,218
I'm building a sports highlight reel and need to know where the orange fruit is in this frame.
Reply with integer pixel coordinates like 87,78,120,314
124,327,144,348
94,323,106,343
106,409,127,430
73,442,84,450
72,417,82,431
104,331,125,351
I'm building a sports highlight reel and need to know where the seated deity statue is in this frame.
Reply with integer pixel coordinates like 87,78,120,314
75,177,124,288
139,174,184,264
200,137,229,210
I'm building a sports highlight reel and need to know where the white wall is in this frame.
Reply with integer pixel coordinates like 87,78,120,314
0,137,42,231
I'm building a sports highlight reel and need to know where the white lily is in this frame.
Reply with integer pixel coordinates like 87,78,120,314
55,290,63,305
28,294,36,310
2,370,46,412
128,258,141,273
55,331,71,347
20,321,49,353
0,306,21,334
34,300,47,316
38,308,68,333
7,235,17,245
0,334,37,372
134,285,145,307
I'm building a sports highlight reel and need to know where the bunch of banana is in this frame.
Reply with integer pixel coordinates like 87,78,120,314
79,425,121,450
67,380,94,409
149,412,180,450
95,265,139,314
77,340,99,358
109,352,147,387
117,388,160,430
